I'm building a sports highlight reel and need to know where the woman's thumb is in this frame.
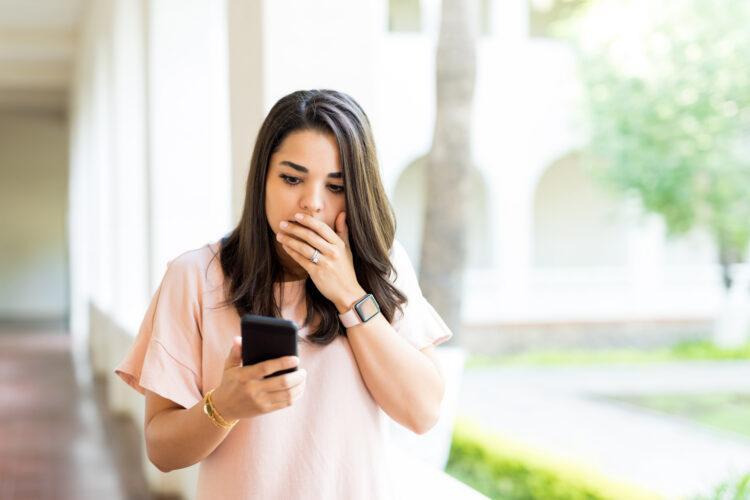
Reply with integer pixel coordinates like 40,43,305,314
225,335,242,369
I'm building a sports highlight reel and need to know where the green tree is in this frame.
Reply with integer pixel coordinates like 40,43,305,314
574,0,750,288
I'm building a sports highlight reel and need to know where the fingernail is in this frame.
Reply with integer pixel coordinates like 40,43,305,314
280,221,288,228
294,213,303,220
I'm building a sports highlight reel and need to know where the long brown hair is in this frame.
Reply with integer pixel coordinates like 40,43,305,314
213,89,407,345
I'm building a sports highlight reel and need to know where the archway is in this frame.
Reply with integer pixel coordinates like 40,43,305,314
392,156,492,272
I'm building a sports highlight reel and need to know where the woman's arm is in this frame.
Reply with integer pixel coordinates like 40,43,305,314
143,344,304,473
337,294,446,435
144,390,231,472
275,213,447,434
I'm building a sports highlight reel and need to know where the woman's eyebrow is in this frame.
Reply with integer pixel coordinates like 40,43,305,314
280,160,342,179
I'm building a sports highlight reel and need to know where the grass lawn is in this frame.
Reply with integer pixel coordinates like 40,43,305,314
605,392,750,439
466,340,750,368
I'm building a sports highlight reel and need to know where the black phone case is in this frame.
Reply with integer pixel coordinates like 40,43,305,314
241,314,299,379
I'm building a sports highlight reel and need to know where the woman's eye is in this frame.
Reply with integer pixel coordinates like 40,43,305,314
280,174,300,185
280,174,343,194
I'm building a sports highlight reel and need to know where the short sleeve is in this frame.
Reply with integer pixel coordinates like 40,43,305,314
388,239,454,350
113,253,204,409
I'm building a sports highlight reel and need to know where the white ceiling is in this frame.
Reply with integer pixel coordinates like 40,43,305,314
0,0,81,111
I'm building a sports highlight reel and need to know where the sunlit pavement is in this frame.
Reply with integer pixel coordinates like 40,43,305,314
459,362,750,499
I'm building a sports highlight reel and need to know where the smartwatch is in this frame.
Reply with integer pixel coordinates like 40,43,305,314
338,293,381,328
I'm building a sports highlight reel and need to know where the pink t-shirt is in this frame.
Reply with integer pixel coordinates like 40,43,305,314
114,238,453,500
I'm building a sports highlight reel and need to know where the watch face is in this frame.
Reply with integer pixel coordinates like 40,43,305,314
355,294,380,322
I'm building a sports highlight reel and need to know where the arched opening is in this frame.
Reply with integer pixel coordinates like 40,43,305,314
532,152,628,268
392,156,493,272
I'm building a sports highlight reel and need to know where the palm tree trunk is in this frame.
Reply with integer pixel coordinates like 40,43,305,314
419,0,478,344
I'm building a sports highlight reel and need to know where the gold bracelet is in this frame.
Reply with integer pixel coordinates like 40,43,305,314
203,388,238,430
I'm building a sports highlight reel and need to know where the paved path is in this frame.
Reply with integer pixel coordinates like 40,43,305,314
459,361,750,499
0,330,154,499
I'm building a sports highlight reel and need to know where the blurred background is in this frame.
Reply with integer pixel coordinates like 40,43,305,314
1,0,749,498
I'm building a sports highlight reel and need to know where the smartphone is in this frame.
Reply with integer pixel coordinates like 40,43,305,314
241,314,299,379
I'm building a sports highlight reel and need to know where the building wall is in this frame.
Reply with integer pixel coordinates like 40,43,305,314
385,0,724,326
0,109,68,322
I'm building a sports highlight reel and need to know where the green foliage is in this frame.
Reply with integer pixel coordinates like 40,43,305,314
671,339,750,361
693,472,750,500
572,0,750,260
446,416,661,500
529,0,596,39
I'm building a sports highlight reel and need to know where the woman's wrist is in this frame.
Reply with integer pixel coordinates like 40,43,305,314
335,286,367,314
206,386,238,426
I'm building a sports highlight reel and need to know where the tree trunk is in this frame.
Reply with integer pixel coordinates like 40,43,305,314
419,0,478,344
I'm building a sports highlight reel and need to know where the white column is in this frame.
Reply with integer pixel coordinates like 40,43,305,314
146,0,233,289
89,0,115,315
68,0,95,362
625,199,665,314
495,175,533,318
81,0,117,378
111,0,149,333
227,0,266,224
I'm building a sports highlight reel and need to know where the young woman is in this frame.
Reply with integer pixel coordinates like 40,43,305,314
115,89,453,499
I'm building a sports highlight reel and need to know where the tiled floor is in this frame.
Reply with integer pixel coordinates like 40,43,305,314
0,326,176,500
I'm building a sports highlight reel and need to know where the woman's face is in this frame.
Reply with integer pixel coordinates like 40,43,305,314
265,129,346,278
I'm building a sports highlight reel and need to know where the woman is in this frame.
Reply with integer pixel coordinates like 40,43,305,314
115,89,453,499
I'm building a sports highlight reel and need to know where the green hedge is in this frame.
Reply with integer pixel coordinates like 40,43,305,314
445,416,662,500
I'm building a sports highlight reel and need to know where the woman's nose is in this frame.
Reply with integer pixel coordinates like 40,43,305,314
300,185,324,213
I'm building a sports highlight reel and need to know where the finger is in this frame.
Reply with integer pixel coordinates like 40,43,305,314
335,211,348,246
250,355,299,379
280,221,334,255
266,382,306,405
277,231,316,260
224,335,242,369
264,398,293,412
294,212,339,245
262,369,307,392
264,379,306,399
281,242,314,272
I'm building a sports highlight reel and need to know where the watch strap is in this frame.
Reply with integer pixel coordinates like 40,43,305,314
338,307,362,328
